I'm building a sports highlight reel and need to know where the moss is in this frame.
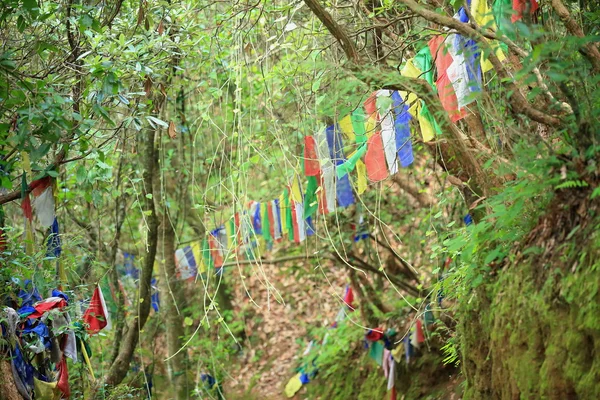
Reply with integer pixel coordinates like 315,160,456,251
458,226,600,400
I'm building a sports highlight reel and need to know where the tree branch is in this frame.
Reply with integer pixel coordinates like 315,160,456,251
303,0,360,63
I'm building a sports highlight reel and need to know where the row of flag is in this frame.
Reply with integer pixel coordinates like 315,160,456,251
169,3,527,272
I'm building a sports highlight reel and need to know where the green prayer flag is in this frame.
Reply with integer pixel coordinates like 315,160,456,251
369,341,384,366
284,188,294,242
202,237,213,269
261,202,272,243
336,144,367,179
413,47,436,89
420,102,443,136
304,175,319,218
351,109,367,144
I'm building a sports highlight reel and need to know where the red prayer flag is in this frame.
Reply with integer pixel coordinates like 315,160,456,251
57,357,70,399
365,133,388,182
416,319,425,343
290,199,300,243
30,176,52,197
343,286,355,311
0,229,6,252
512,0,538,22
27,297,67,319
234,212,241,245
364,92,378,118
21,195,33,221
209,235,224,267
267,202,275,238
82,286,111,334
365,328,384,342
316,172,329,215
304,136,321,176
428,36,467,123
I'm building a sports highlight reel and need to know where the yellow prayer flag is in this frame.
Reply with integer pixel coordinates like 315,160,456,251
191,241,205,274
472,0,495,29
25,219,34,255
338,115,355,144
356,159,367,195
22,152,33,177
365,116,377,138
279,194,288,235
400,59,421,107
291,175,303,203
284,373,303,398
417,103,436,142
34,378,59,400
81,338,96,381
472,0,506,73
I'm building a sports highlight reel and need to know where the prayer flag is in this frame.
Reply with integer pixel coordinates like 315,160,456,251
326,125,355,207
417,102,440,142
46,218,61,258
511,0,538,22
284,188,294,242
202,237,214,269
191,241,205,275
261,202,272,243
83,285,112,334
278,194,288,235
413,47,436,88
355,159,368,194
343,285,355,310
175,248,194,280
291,174,303,203
30,177,55,227
303,136,321,176
351,109,367,144
56,357,70,399
304,175,319,218
250,201,262,235
364,93,377,118
336,144,367,179
321,165,336,213
447,31,482,108
338,114,356,147
267,201,275,239
391,91,414,167
272,199,283,241
377,90,399,175
365,133,388,182
429,35,467,123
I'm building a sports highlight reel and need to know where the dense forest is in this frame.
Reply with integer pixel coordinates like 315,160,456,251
0,0,599,399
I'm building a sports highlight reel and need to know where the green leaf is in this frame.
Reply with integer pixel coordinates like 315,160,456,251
146,116,168,128
184,317,193,326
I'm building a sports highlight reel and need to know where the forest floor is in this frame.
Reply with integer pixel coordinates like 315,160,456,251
225,257,348,399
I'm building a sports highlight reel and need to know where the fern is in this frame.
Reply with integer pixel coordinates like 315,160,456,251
555,179,589,190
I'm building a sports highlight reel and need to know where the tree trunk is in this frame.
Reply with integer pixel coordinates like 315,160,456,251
104,124,159,386
157,221,189,399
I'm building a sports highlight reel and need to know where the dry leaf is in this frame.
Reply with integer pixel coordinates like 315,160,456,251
167,121,177,139
144,76,152,97
160,83,167,98
137,4,145,26
158,20,164,35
